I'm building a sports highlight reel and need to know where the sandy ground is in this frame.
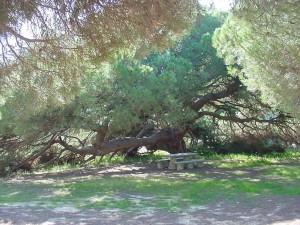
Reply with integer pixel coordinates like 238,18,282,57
1,163,300,225
1,196,300,225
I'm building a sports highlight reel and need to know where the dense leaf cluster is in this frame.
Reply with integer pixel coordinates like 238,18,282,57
213,0,300,119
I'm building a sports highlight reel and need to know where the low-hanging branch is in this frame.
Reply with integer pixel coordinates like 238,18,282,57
55,128,174,156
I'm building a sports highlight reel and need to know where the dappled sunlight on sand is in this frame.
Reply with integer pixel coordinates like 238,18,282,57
5,176,57,185
0,160,300,225
51,188,71,197
89,195,112,203
271,219,300,225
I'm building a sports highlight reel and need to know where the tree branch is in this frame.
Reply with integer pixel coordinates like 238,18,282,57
191,77,241,112
55,128,171,156
11,131,62,171
0,23,54,43
196,111,284,124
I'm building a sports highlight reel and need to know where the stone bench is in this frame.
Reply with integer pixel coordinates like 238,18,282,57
174,159,204,170
156,159,170,169
157,157,185,169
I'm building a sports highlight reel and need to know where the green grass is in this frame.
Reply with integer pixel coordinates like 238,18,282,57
264,166,300,180
0,182,48,203
93,153,165,165
202,149,300,168
36,162,82,173
207,158,273,168
1,165,300,211
37,151,167,173
1,149,299,212
35,149,300,172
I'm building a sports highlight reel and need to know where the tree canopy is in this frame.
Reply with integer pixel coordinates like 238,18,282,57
213,0,300,119
1,11,297,171
0,0,198,108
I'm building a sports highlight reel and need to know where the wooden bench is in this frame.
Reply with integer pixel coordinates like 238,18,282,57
174,159,204,170
156,159,170,169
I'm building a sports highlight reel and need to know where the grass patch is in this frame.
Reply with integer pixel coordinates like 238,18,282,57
63,176,300,208
202,149,300,168
0,182,49,203
36,149,300,172
1,169,299,211
37,151,167,173
264,166,300,180
1,151,300,212
208,158,274,168
36,162,83,174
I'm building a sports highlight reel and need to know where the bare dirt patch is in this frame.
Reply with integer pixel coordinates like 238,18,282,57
1,162,300,225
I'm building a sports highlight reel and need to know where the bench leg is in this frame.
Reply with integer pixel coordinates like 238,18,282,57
168,159,176,170
157,162,164,169
176,164,184,170
187,163,194,169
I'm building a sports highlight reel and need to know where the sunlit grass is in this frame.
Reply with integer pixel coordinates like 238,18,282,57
202,149,300,168
207,158,274,168
36,150,167,173
0,182,48,203
36,162,82,174
47,176,300,210
264,166,300,180
1,167,300,211
35,149,300,172
201,148,300,160
38,153,195,173
1,149,299,211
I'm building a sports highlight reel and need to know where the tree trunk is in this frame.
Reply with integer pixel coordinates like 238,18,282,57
57,128,188,156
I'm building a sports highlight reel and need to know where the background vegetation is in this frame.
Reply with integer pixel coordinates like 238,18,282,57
0,0,299,174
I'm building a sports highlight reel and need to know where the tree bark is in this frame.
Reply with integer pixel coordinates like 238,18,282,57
56,128,187,156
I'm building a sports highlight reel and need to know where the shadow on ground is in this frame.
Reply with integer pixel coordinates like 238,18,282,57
1,161,300,225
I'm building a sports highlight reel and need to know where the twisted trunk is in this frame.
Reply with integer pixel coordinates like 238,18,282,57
57,128,187,156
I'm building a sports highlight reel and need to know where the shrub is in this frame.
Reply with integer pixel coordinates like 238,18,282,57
191,135,286,155
0,155,10,176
